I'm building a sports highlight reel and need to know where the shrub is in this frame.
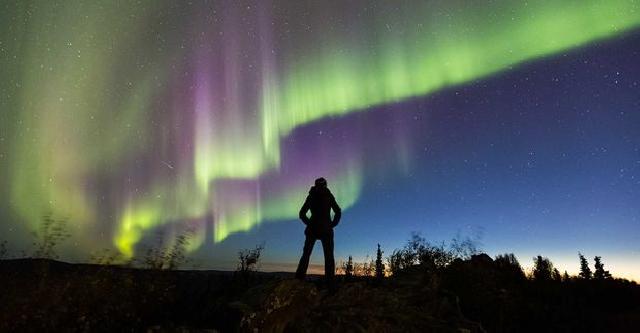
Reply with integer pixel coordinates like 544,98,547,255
0,240,7,259
387,231,482,275
89,248,124,265
141,228,194,270
237,244,264,273
31,215,70,259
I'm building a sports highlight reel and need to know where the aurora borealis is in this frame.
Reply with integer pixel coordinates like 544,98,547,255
1,1,639,277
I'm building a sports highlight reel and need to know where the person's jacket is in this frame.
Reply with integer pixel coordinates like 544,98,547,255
299,186,341,236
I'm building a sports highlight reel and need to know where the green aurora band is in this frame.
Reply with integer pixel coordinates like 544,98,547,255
1,1,639,258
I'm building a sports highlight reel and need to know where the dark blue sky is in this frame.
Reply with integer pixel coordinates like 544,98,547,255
207,31,640,278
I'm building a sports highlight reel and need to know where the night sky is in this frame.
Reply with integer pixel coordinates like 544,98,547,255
1,1,639,279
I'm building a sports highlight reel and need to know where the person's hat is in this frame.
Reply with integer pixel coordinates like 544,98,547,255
314,177,327,187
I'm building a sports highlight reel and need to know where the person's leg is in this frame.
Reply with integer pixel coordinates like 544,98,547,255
295,235,316,279
320,234,335,282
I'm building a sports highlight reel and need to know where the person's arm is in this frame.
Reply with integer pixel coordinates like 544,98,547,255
299,196,311,225
330,195,341,227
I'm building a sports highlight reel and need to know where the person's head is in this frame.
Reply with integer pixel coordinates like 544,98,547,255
314,177,327,188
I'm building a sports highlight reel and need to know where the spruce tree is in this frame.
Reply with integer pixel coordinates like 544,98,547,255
593,256,612,280
578,253,592,279
345,255,354,279
375,244,385,279
533,255,553,281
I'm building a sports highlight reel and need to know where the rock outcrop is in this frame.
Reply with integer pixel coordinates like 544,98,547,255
233,278,485,333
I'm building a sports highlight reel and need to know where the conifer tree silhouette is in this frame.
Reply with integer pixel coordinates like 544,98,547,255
532,255,553,281
344,255,354,279
578,253,592,279
375,244,385,279
495,253,525,280
593,256,612,280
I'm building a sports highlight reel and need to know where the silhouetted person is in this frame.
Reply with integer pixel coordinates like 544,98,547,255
295,177,341,286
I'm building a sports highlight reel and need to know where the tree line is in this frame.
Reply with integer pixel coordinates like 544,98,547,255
339,232,621,282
